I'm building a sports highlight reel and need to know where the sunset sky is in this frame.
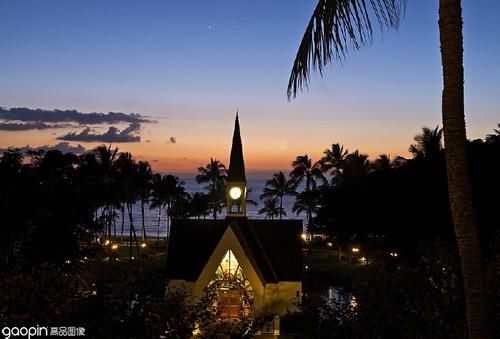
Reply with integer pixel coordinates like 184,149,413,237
1,0,499,176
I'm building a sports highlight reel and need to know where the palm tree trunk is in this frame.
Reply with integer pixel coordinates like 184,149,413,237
308,210,313,239
141,200,146,242
439,1,491,337
120,202,125,242
107,205,112,240
156,205,162,244
279,196,283,220
127,202,140,261
128,203,133,260
167,202,171,237
113,206,117,239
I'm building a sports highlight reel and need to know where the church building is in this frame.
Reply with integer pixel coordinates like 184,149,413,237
166,114,303,329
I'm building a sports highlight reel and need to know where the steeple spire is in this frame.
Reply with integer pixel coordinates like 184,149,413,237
228,113,246,183
227,112,247,217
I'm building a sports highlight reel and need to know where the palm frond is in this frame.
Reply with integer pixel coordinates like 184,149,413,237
287,0,405,99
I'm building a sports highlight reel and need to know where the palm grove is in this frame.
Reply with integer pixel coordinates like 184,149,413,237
1,124,500,336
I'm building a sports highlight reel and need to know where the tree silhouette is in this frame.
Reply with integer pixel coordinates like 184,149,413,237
115,152,140,260
150,173,165,242
485,123,500,144
196,158,227,219
290,155,326,191
293,190,320,235
342,151,372,183
260,171,296,219
287,1,490,335
189,192,210,219
136,161,152,242
163,175,186,235
258,198,285,220
319,143,349,185
409,126,443,161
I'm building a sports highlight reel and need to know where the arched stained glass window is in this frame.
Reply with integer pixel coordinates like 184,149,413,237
206,249,254,319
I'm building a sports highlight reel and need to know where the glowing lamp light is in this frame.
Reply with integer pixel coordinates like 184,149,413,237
352,247,360,253
229,186,242,200
301,233,308,241
390,252,399,257
141,243,147,248
111,244,118,250
104,240,110,246
327,242,333,247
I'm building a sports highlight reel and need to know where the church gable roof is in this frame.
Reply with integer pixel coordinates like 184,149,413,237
166,218,302,283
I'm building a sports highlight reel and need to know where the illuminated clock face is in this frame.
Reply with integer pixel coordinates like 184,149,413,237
229,187,242,200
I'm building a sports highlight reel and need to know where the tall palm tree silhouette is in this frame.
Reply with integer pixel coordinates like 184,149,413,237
293,190,320,235
319,143,349,185
342,151,372,182
196,158,227,219
163,175,186,235
258,198,285,220
136,161,152,242
149,173,165,243
93,145,119,241
260,171,297,219
115,152,140,260
409,126,443,160
189,192,210,219
287,1,489,336
374,154,392,171
290,155,326,191
485,123,500,144
150,174,186,238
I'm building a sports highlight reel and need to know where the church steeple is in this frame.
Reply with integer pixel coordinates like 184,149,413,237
228,112,246,183
227,112,247,217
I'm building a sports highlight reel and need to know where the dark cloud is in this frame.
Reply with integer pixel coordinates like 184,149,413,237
167,137,176,144
57,123,141,143
0,142,87,155
0,122,68,130
0,107,154,124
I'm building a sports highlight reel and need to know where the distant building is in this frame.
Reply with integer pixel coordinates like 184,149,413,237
166,114,303,332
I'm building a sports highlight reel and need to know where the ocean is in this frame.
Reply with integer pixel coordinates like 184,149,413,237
111,178,305,238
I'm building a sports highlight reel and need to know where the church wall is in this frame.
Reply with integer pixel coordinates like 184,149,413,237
263,281,301,315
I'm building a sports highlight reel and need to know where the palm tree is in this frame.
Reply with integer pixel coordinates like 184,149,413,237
290,155,326,192
319,143,349,185
485,123,500,144
439,2,490,336
150,173,165,242
293,190,320,235
94,145,119,241
287,1,490,336
189,192,210,219
163,174,186,236
115,152,140,260
136,161,152,242
258,198,285,220
260,171,296,219
245,187,259,208
409,126,443,160
196,158,227,219
374,154,392,171
342,151,372,182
